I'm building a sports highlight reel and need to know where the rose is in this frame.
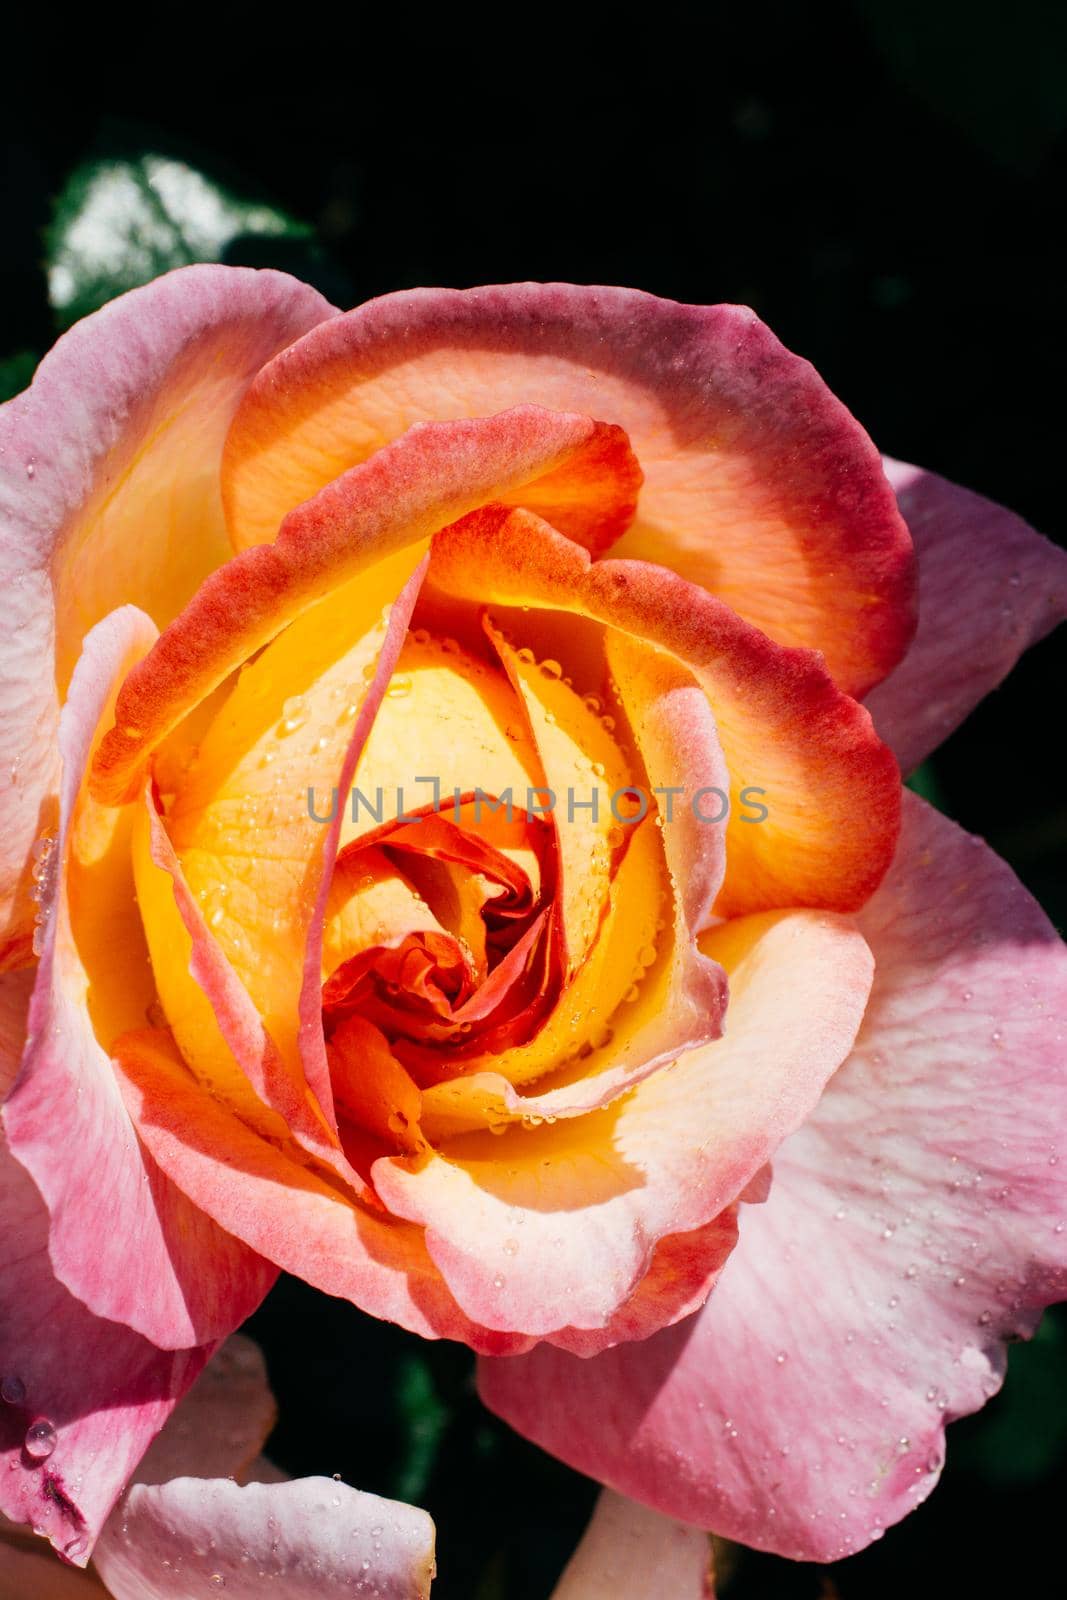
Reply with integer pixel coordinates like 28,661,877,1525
1,270,1065,1570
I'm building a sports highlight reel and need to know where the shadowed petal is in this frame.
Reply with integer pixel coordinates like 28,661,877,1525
866,458,1067,771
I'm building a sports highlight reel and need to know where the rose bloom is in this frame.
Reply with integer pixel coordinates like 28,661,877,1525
1,269,1066,1570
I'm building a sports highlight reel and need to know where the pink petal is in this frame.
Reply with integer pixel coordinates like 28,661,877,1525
866,458,1067,771
0,264,334,966
1,974,211,1563
130,1337,277,1489
3,607,275,1350
479,792,1067,1560
93,1478,436,1600
224,282,915,699
549,1490,714,1600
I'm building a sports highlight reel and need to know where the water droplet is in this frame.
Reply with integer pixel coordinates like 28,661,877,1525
492,1273,506,1289
386,675,412,699
539,659,563,680
62,1535,88,1561
25,461,36,479
24,1419,57,1459
1,1375,26,1405
775,1351,787,1365
277,695,307,735
503,1238,519,1256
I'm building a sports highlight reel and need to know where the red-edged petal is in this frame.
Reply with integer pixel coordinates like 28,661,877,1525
544,1218,739,1359
94,1478,435,1600
865,458,1067,771
91,407,638,806
3,607,275,1349
223,282,914,697
479,794,1067,1560
549,1490,714,1600
429,506,902,917
0,264,334,966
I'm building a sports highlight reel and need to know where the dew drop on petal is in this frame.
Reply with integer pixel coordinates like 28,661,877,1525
24,1419,57,1459
1,1375,26,1405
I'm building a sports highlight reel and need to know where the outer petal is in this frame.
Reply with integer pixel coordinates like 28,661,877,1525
1,975,211,1564
129,1336,277,1490
479,794,1067,1561
3,607,275,1349
429,506,902,916
223,282,914,696
94,1478,436,1600
0,264,334,965
96,1342,432,1600
865,458,1067,771
549,1490,714,1600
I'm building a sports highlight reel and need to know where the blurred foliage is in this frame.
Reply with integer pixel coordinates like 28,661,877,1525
904,761,946,812
45,152,319,328
0,349,37,402
855,0,1067,169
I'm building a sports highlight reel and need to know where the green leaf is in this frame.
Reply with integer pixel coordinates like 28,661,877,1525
389,1353,451,1504
906,759,947,811
954,1308,1067,1484
0,350,39,402
46,155,314,328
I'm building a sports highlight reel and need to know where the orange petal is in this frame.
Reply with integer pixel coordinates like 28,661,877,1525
219,283,912,694
429,506,901,916
91,407,639,806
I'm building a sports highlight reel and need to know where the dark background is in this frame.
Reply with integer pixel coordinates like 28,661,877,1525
4,3,1065,1593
